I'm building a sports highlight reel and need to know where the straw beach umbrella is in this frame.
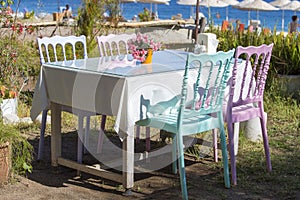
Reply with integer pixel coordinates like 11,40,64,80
222,0,239,21
279,0,300,31
233,0,254,25
177,0,197,18
270,0,291,31
139,0,170,18
198,0,229,24
176,0,201,41
280,0,300,15
270,0,291,6
234,0,279,25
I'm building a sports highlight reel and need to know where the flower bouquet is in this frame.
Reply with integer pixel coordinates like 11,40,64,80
0,85,17,100
127,33,161,63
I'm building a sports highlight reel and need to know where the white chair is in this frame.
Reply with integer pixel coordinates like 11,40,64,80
197,33,219,54
96,33,152,152
37,35,103,163
96,33,136,57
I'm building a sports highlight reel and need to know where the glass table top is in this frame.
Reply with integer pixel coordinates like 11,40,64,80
43,50,188,77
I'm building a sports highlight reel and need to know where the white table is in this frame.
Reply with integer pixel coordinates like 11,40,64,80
31,50,191,190
30,50,257,190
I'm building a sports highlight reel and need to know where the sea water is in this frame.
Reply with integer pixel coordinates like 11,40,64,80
10,0,297,32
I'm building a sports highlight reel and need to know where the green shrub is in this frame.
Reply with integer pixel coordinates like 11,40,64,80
210,26,300,76
76,0,120,53
0,124,33,176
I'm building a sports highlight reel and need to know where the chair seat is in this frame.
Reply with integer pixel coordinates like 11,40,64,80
136,110,221,136
231,104,262,123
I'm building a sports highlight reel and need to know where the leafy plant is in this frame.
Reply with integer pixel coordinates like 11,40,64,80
210,25,300,75
76,0,121,54
0,124,33,176
0,0,39,104
138,8,154,22
270,33,300,75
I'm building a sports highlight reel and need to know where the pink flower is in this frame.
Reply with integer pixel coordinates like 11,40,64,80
128,33,161,62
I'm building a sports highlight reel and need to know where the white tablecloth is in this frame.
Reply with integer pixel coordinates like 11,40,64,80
30,50,252,139
31,50,190,138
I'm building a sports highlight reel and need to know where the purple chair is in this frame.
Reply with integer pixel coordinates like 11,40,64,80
226,43,274,185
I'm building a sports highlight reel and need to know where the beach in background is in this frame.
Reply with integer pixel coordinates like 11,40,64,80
11,0,298,32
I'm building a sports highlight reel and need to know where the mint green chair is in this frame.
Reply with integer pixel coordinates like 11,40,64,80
136,49,235,199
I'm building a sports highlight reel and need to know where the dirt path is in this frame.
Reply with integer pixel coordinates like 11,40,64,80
0,128,279,200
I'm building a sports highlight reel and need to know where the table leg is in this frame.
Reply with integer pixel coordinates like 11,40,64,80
51,102,62,167
122,130,134,190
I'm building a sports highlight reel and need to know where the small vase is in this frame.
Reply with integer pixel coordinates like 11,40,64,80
142,48,153,64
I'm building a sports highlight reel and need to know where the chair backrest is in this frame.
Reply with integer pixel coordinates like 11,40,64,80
197,33,219,54
180,49,235,117
37,35,88,64
228,43,274,108
96,33,136,57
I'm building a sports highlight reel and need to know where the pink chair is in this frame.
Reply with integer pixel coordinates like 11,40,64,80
226,43,274,185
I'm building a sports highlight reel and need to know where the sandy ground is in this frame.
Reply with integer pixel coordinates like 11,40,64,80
0,21,275,200
0,129,243,200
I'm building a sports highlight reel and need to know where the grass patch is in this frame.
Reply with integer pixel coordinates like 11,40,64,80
7,86,300,199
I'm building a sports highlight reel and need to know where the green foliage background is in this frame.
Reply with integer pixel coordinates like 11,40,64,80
209,26,300,75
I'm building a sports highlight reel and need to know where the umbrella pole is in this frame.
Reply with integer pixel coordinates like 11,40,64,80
248,11,250,26
282,10,284,32
226,7,228,21
195,0,200,43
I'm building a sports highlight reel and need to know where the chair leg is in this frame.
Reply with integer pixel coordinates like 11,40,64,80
97,128,104,154
219,127,230,188
177,132,188,200
212,128,218,162
84,116,90,154
101,115,106,131
136,126,140,143
233,122,240,156
146,127,151,152
77,115,84,164
172,133,178,174
97,115,106,154
260,117,272,172
227,122,237,185
38,109,48,160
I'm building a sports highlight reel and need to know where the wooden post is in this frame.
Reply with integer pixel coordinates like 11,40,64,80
51,102,62,167
195,0,200,43
122,129,134,190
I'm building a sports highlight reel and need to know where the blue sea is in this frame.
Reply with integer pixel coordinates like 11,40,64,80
11,0,297,32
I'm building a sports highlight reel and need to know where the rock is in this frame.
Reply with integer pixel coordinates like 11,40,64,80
2,114,20,124
35,114,51,124
19,117,33,124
